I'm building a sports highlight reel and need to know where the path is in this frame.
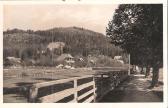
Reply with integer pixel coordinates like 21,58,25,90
100,74,163,102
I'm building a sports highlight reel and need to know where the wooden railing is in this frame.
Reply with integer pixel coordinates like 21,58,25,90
28,67,129,103
29,75,96,103
93,67,129,101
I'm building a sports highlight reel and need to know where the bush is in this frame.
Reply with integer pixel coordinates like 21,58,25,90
95,55,123,67
34,54,60,66
3,58,12,66
74,56,87,68
3,48,20,58
20,47,34,61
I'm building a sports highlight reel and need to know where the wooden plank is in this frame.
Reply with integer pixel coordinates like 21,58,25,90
102,75,109,77
76,75,93,80
93,77,96,102
92,67,128,71
100,74,103,95
78,88,95,100
34,75,93,88
83,95,94,103
29,85,38,102
39,88,75,103
77,81,94,91
74,79,78,102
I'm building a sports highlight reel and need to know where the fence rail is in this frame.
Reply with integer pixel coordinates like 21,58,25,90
29,75,96,103
28,67,129,103
94,70,128,101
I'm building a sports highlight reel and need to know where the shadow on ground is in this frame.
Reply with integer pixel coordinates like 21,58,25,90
99,74,163,102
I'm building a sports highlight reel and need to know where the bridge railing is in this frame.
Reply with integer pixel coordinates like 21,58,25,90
29,75,96,103
94,70,128,101
28,67,129,103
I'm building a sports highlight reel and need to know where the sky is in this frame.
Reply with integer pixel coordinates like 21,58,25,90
4,4,118,34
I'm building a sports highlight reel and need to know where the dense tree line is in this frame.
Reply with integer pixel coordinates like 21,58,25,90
3,27,126,66
107,4,163,87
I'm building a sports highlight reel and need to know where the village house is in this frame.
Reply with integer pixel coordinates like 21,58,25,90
56,53,75,67
114,56,124,64
47,42,65,55
5,57,21,67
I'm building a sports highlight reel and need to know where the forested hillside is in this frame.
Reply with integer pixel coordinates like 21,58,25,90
3,27,125,66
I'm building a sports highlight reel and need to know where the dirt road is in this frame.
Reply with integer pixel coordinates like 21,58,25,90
100,74,163,102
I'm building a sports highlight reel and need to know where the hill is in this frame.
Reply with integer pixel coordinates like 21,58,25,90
3,27,125,66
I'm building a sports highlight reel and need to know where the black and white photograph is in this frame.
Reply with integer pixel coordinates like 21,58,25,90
1,0,167,106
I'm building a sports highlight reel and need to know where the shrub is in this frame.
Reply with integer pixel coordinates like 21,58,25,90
95,55,123,67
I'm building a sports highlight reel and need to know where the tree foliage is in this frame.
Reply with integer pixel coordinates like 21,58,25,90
3,27,126,66
4,27,124,58
107,4,163,87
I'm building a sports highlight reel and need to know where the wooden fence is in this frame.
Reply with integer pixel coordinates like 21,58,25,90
28,68,129,103
94,69,128,101
29,75,96,103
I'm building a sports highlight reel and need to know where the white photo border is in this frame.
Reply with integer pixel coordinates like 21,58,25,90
0,0,167,108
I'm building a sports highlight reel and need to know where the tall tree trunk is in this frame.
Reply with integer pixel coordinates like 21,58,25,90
140,66,143,74
145,66,150,78
151,66,159,87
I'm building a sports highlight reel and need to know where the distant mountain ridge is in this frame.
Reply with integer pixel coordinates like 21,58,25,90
4,26,104,37
46,26,104,36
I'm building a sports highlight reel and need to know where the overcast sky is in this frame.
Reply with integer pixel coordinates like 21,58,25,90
4,4,118,34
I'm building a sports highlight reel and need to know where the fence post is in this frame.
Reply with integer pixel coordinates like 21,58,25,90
100,74,103,96
93,76,96,102
29,85,38,102
74,79,78,102
110,73,114,90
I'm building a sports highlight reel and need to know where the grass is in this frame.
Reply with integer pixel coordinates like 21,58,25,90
3,67,95,102
3,66,128,103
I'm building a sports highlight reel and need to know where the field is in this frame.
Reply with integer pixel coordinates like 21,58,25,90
3,67,97,102
3,67,96,88
3,66,129,103
4,66,162,103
